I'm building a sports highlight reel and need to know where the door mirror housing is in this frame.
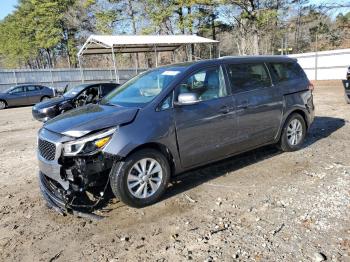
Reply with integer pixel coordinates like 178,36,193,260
175,93,200,106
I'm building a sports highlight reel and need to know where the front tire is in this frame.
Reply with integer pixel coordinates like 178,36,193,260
279,113,306,152
0,100,6,110
110,149,170,208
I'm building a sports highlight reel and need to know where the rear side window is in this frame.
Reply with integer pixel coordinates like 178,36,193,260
26,86,39,92
269,62,305,83
100,84,116,96
226,63,271,91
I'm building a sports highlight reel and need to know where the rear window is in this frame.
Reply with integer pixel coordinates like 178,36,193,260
269,62,305,83
226,63,271,91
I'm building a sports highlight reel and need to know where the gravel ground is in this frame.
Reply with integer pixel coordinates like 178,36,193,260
0,82,349,262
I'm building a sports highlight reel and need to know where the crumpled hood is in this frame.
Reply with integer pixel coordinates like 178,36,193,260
44,104,139,137
34,96,66,109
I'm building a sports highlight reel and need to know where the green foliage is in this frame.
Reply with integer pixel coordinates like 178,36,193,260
0,0,349,68
96,10,118,34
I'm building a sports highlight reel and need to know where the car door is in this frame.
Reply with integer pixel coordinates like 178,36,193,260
25,85,42,104
225,62,283,150
6,86,28,106
174,65,237,168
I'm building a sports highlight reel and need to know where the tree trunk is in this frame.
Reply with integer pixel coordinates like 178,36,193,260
252,24,259,55
127,0,139,69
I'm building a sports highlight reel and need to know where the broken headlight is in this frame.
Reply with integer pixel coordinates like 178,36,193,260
63,127,117,156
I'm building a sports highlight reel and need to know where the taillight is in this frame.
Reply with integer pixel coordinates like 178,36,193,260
308,82,314,92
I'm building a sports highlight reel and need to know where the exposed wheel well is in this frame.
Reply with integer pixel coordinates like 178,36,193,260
124,143,176,176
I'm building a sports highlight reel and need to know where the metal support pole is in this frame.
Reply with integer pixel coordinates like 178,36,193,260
111,46,119,83
135,53,138,75
217,43,221,58
194,44,197,61
13,70,18,85
209,45,212,59
315,33,318,81
78,56,84,83
154,45,158,67
172,50,176,63
50,69,54,86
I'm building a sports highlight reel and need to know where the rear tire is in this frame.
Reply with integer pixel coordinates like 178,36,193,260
110,149,170,208
41,96,50,102
0,100,6,110
279,113,306,152
345,93,350,104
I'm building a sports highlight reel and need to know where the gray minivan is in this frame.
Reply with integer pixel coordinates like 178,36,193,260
37,56,314,214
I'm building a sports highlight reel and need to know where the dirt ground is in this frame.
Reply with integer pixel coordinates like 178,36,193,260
0,81,349,262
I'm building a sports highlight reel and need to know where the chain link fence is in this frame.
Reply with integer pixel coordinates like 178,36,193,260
0,68,144,92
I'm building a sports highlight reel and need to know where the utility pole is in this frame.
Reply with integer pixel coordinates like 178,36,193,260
315,32,318,81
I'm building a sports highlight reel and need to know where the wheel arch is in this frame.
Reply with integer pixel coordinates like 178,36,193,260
288,109,308,129
123,142,176,176
41,95,50,101
0,99,7,107
277,108,309,142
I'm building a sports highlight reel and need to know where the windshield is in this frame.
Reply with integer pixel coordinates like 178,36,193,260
102,67,184,107
64,85,86,98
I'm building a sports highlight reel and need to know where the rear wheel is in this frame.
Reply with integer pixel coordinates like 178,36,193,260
41,96,50,102
279,113,306,152
345,93,350,104
110,149,170,208
0,100,6,110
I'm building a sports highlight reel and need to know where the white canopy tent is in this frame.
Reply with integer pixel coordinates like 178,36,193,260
77,35,220,83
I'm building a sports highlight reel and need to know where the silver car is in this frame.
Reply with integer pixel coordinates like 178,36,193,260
0,84,55,109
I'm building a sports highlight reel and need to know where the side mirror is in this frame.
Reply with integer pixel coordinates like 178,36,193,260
174,93,200,106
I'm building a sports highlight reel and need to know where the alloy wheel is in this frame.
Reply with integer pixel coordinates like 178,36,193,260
287,119,303,146
127,158,163,199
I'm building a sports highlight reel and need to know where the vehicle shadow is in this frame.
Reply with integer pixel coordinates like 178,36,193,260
162,116,345,201
2,105,33,110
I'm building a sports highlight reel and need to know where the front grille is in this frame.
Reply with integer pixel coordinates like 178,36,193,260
38,139,56,161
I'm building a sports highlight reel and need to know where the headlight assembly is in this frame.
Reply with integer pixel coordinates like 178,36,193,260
63,127,117,156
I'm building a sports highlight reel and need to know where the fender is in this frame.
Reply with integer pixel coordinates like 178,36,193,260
103,108,183,174
274,90,314,142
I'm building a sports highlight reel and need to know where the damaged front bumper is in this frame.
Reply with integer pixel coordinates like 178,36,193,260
37,128,115,215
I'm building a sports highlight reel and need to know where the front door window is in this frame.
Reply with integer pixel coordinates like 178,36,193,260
177,67,228,101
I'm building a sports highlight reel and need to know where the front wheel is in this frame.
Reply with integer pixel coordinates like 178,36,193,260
279,113,307,152
110,149,170,208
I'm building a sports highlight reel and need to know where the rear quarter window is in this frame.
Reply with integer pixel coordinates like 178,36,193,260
269,62,305,83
